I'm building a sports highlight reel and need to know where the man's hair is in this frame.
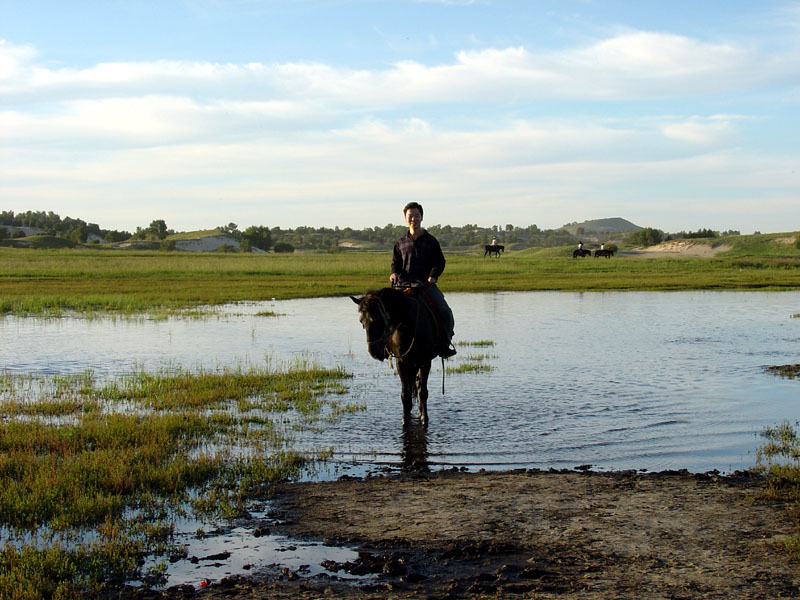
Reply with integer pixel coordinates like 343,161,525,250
403,202,423,217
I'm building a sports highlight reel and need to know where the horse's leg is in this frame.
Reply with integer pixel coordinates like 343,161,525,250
398,361,414,425
417,361,431,427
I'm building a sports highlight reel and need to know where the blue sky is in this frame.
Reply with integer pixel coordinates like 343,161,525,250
2,0,799,233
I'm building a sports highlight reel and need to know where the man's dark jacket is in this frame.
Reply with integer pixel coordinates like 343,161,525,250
391,231,445,284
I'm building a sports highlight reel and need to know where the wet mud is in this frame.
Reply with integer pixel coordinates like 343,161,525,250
120,468,800,599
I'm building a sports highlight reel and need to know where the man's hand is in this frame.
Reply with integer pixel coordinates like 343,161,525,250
390,273,398,285
427,276,437,284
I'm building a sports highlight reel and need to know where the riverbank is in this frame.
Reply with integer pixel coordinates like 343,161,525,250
3,241,800,316
139,469,799,600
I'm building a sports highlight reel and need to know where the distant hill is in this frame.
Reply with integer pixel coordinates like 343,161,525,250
560,217,642,235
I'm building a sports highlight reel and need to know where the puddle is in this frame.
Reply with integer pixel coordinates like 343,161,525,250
140,504,370,589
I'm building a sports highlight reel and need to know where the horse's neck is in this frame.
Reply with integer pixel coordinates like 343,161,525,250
379,289,415,323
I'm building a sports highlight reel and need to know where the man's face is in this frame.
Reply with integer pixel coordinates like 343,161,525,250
405,208,423,228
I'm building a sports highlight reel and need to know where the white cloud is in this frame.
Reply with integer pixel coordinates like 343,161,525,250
660,115,741,146
3,29,797,106
0,40,37,81
2,27,799,232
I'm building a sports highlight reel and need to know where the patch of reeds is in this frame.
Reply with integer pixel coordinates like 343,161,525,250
754,420,800,556
446,343,497,375
766,364,800,380
0,362,357,598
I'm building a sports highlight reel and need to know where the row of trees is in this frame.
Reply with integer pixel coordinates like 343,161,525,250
0,210,132,243
0,211,577,250
2,210,742,251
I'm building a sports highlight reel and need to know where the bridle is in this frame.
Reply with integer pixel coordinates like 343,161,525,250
365,292,421,361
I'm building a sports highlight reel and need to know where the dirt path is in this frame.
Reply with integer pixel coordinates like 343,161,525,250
145,469,800,599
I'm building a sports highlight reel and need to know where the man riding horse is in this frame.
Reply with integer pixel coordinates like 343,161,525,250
390,202,456,359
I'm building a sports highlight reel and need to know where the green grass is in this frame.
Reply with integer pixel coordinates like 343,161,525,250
446,342,497,375
0,362,358,598
766,364,800,380
2,232,800,317
165,229,224,241
0,235,80,249
753,420,800,557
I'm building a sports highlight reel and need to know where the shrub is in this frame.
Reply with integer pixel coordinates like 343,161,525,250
274,242,295,253
627,227,663,247
160,239,176,251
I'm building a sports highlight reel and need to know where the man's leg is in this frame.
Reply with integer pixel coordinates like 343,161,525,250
425,285,456,357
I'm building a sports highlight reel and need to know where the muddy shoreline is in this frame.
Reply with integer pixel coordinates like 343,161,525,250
124,467,800,599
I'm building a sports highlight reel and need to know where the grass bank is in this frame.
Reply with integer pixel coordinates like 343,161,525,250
0,362,358,598
2,235,800,317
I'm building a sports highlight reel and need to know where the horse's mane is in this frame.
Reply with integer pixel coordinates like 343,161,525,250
374,287,406,300
362,287,407,313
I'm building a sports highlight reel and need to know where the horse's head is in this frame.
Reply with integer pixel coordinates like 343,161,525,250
351,291,392,361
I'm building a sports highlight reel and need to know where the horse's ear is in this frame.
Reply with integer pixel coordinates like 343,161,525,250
350,296,361,304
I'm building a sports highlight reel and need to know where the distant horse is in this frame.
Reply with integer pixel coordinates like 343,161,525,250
351,286,440,426
594,249,614,258
573,248,591,258
484,244,505,258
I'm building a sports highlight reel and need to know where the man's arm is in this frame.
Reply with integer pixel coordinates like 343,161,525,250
427,236,445,282
390,243,402,284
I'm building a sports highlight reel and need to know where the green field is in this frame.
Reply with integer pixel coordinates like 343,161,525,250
2,231,800,317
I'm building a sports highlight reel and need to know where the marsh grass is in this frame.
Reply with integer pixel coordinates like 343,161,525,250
0,362,357,598
446,342,497,375
753,420,800,556
766,364,800,380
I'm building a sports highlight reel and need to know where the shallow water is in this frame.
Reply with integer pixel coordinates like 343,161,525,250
3,291,800,475
4,291,800,587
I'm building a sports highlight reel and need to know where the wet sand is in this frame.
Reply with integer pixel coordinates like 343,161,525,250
141,468,799,599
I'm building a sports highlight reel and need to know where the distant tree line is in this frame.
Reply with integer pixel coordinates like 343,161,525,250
1,209,742,252
0,210,131,243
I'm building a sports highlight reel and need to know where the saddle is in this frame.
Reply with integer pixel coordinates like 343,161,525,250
399,286,447,343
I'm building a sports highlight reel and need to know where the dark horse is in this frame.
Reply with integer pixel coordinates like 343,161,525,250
351,286,439,426
484,244,505,258
573,248,591,258
594,249,614,258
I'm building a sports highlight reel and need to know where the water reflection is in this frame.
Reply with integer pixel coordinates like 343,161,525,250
401,421,430,472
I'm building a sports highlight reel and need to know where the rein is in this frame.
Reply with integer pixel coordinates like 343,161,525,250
373,293,421,361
